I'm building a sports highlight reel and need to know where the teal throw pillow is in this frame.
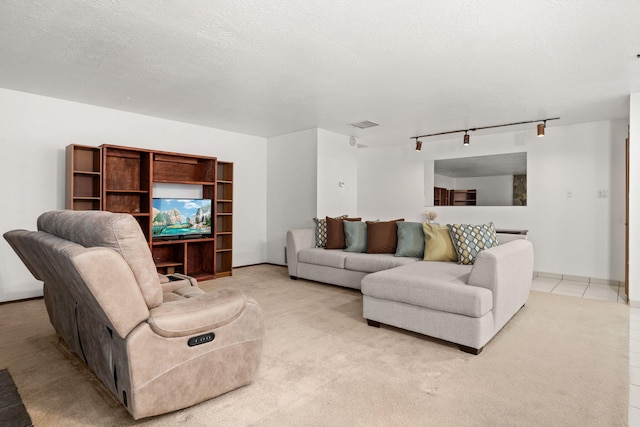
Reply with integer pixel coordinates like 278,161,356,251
343,220,367,253
395,222,425,258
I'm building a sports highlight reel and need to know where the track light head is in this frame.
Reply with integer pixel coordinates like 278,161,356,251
415,140,422,151
537,121,546,137
463,132,470,146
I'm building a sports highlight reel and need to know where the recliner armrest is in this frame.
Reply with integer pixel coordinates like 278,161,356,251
147,288,247,338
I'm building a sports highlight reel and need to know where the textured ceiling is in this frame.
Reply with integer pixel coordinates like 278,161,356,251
0,0,639,147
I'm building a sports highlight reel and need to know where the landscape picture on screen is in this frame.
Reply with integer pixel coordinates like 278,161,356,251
152,198,212,238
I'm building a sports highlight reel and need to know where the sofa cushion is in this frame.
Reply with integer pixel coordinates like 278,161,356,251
448,223,499,265
344,253,419,273
344,221,367,253
298,248,349,269
325,217,361,249
422,223,458,262
361,262,493,318
395,222,425,258
366,219,404,254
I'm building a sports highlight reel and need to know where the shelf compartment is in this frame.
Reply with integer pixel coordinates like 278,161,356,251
72,146,102,173
153,153,216,183
216,251,232,277
217,162,233,182
73,174,101,198
216,234,232,250
186,240,215,280
216,201,232,214
152,243,186,275
217,182,233,200
216,215,233,234
104,148,151,192
72,199,101,211
105,192,150,215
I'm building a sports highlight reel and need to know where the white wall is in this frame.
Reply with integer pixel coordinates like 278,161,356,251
317,129,358,217
629,93,640,305
266,129,317,265
0,88,267,302
358,120,627,281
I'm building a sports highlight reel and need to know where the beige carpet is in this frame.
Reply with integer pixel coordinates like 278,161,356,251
0,264,629,426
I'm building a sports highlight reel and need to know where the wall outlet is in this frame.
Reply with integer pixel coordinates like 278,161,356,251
566,191,573,198
597,190,608,198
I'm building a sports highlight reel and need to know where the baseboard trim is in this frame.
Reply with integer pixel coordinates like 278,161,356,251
534,271,621,286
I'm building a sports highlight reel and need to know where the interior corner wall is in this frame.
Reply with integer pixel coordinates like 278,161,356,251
629,93,640,305
316,129,358,218
266,129,318,265
0,88,267,303
358,119,627,282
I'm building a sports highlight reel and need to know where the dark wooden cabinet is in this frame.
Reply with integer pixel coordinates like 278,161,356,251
66,144,233,280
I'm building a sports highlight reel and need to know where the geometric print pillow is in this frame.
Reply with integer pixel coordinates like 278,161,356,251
447,223,499,265
313,215,347,248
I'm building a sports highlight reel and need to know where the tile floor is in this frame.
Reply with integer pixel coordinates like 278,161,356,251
531,276,626,304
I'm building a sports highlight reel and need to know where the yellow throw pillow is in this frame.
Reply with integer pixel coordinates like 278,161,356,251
422,223,458,262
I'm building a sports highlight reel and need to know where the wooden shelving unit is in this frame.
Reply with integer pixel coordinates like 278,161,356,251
433,186,477,206
66,145,102,210
433,187,449,206
66,144,233,280
215,161,233,277
451,189,477,206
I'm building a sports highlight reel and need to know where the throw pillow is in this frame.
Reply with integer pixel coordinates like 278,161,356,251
395,222,425,258
325,217,362,249
313,215,346,248
366,219,404,254
344,220,367,253
422,223,458,262
447,223,499,265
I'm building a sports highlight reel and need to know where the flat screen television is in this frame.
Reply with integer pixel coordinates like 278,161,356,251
152,198,213,239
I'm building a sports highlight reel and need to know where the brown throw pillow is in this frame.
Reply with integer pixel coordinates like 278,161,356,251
325,217,361,249
366,219,404,254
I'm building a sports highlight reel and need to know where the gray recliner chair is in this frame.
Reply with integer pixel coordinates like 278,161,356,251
4,210,264,419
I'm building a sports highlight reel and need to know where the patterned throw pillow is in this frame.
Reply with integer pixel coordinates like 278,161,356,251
313,215,346,248
447,223,499,265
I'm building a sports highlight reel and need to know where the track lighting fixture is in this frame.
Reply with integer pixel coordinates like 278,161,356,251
411,117,559,149
537,121,546,137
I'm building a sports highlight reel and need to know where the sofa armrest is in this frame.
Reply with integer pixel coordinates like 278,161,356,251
147,288,247,338
286,228,315,278
467,239,534,331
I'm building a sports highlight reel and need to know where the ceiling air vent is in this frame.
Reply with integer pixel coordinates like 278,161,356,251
349,120,379,129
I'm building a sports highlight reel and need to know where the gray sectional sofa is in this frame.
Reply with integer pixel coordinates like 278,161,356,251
286,228,534,354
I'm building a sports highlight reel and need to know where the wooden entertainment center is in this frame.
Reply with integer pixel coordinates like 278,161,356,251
65,144,233,280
